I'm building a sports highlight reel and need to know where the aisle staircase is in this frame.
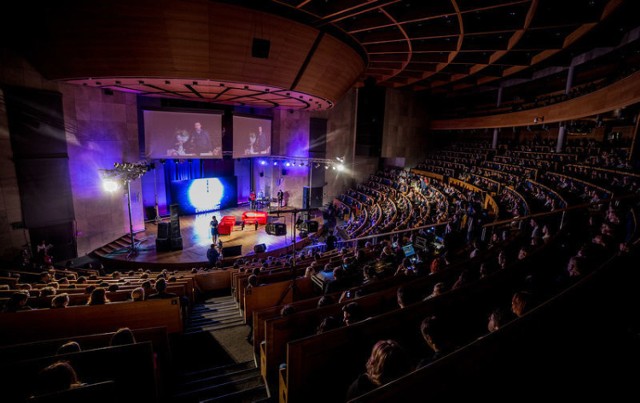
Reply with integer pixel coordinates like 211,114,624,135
170,295,270,403
89,234,146,259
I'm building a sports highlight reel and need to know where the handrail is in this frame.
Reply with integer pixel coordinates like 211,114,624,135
545,171,613,197
525,178,568,209
482,193,640,230
564,163,640,180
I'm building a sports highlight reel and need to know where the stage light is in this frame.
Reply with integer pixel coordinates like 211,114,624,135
259,160,267,165
325,165,329,170
337,164,345,172
102,178,119,193
332,165,336,170
285,162,291,167
299,162,304,167
273,161,279,166
315,163,320,168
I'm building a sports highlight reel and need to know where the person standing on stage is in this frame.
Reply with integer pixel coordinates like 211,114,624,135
249,190,257,210
210,216,219,243
277,189,284,207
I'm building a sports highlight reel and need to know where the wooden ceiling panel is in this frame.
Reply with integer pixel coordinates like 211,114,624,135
8,0,630,106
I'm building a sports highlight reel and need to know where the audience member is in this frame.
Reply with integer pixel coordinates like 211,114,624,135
87,288,109,305
56,341,81,355
110,327,136,346
418,316,454,367
346,339,413,400
3,291,32,312
51,293,70,309
131,287,145,302
32,361,82,397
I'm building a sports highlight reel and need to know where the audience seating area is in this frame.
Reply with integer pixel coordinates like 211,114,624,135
0,136,638,402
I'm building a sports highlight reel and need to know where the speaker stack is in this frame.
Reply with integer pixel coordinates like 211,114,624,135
253,243,267,253
156,204,183,252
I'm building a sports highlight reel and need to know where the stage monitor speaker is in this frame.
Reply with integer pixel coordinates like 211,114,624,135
157,222,171,239
171,237,183,251
266,223,286,236
222,245,243,257
156,238,171,252
252,38,271,59
254,243,267,253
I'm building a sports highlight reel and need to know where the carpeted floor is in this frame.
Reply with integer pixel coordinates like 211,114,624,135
209,324,255,364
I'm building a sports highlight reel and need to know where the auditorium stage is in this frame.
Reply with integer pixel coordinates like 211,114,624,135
96,205,323,269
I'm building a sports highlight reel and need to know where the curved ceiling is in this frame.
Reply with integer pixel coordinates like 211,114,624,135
2,0,633,108
266,0,628,92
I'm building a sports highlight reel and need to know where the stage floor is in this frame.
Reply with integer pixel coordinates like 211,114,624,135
101,205,321,266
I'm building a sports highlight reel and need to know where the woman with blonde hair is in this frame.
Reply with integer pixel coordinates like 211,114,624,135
87,288,109,305
346,339,412,399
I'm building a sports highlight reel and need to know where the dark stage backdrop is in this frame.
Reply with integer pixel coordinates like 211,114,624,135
170,177,238,215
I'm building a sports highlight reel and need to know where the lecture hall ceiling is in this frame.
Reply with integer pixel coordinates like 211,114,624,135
1,0,636,109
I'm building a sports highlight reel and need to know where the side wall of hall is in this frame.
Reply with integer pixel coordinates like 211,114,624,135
0,49,142,260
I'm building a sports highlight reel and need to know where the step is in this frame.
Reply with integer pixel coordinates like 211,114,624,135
199,384,269,403
173,373,263,402
184,321,246,334
114,239,130,248
179,367,260,390
190,310,242,321
188,316,244,326
179,361,256,381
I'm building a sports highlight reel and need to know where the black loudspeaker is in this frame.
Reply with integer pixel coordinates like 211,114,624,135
171,237,183,251
157,222,171,239
222,245,243,257
252,38,271,59
266,223,286,236
305,220,319,233
254,243,267,253
156,238,171,252
170,204,181,238
303,186,324,209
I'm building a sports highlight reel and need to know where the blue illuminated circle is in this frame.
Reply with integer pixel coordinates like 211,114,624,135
188,178,224,213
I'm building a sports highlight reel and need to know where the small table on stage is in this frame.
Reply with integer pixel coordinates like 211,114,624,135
255,198,271,210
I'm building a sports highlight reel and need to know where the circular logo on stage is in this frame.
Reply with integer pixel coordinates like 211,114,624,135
188,178,224,213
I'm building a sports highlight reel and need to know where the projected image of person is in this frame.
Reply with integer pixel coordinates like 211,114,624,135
188,122,219,156
256,126,270,154
244,126,271,156
244,131,259,155
167,129,191,156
